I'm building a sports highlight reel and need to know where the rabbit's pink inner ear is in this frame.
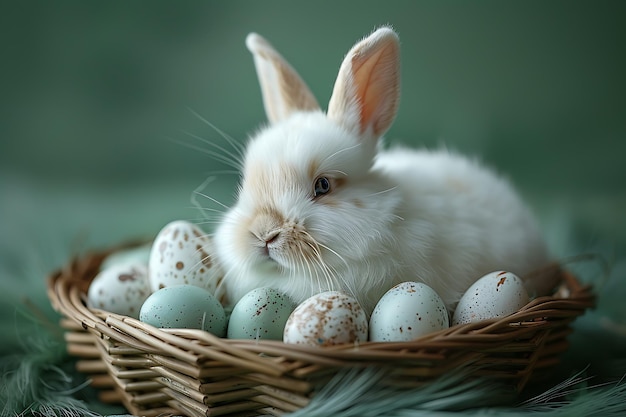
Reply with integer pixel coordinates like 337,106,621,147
327,27,400,140
351,38,400,137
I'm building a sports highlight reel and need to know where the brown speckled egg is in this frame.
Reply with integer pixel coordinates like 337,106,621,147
148,220,224,298
452,271,529,326
87,261,150,319
283,291,368,347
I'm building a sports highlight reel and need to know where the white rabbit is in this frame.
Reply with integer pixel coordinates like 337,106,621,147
213,27,554,315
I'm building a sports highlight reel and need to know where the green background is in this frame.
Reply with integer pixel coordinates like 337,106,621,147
2,1,625,252
0,2,625,412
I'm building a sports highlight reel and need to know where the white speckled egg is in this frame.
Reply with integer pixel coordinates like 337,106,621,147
227,287,296,340
283,291,368,347
452,271,529,326
148,220,224,297
139,284,226,336
369,282,449,342
87,261,150,319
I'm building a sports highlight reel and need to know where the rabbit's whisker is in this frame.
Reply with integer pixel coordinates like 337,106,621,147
194,191,231,211
193,220,225,227
363,186,398,198
180,130,244,171
187,107,245,159
321,143,361,166
166,135,241,170
193,207,226,215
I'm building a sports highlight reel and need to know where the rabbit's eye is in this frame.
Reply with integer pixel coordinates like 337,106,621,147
314,177,331,197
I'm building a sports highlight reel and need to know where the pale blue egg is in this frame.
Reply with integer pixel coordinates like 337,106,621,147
227,287,296,340
139,284,226,337
369,282,449,342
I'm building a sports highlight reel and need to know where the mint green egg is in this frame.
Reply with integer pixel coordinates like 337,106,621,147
140,284,226,337
227,287,296,340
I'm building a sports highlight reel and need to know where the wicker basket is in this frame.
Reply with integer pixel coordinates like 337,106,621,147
47,243,595,417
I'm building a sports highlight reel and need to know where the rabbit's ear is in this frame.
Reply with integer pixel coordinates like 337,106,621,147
327,27,400,141
246,33,320,124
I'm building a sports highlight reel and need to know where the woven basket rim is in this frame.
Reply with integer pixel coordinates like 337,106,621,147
48,242,595,358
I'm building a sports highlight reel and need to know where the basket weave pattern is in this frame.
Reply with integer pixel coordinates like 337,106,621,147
47,245,595,417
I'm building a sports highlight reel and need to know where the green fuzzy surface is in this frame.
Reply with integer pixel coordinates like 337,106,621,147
2,1,626,416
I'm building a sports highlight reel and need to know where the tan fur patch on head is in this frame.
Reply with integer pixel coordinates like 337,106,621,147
254,205,286,226
308,159,320,180
446,177,470,193
317,196,340,207
278,161,298,178
244,161,299,202
244,161,269,200
333,177,347,189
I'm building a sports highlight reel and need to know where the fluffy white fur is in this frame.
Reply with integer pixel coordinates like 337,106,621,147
214,27,552,315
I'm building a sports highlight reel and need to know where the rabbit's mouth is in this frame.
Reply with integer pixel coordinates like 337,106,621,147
253,225,309,264
250,223,335,275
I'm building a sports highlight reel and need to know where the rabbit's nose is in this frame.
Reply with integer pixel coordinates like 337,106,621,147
263,230,280,245
262,230,281,257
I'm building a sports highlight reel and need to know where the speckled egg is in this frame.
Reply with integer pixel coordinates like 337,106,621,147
139,284,226,336
87,261,150,319
369,282,449,342
227,287,296,340
283,291,368,347
148,220,224,297
452,271,529,326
